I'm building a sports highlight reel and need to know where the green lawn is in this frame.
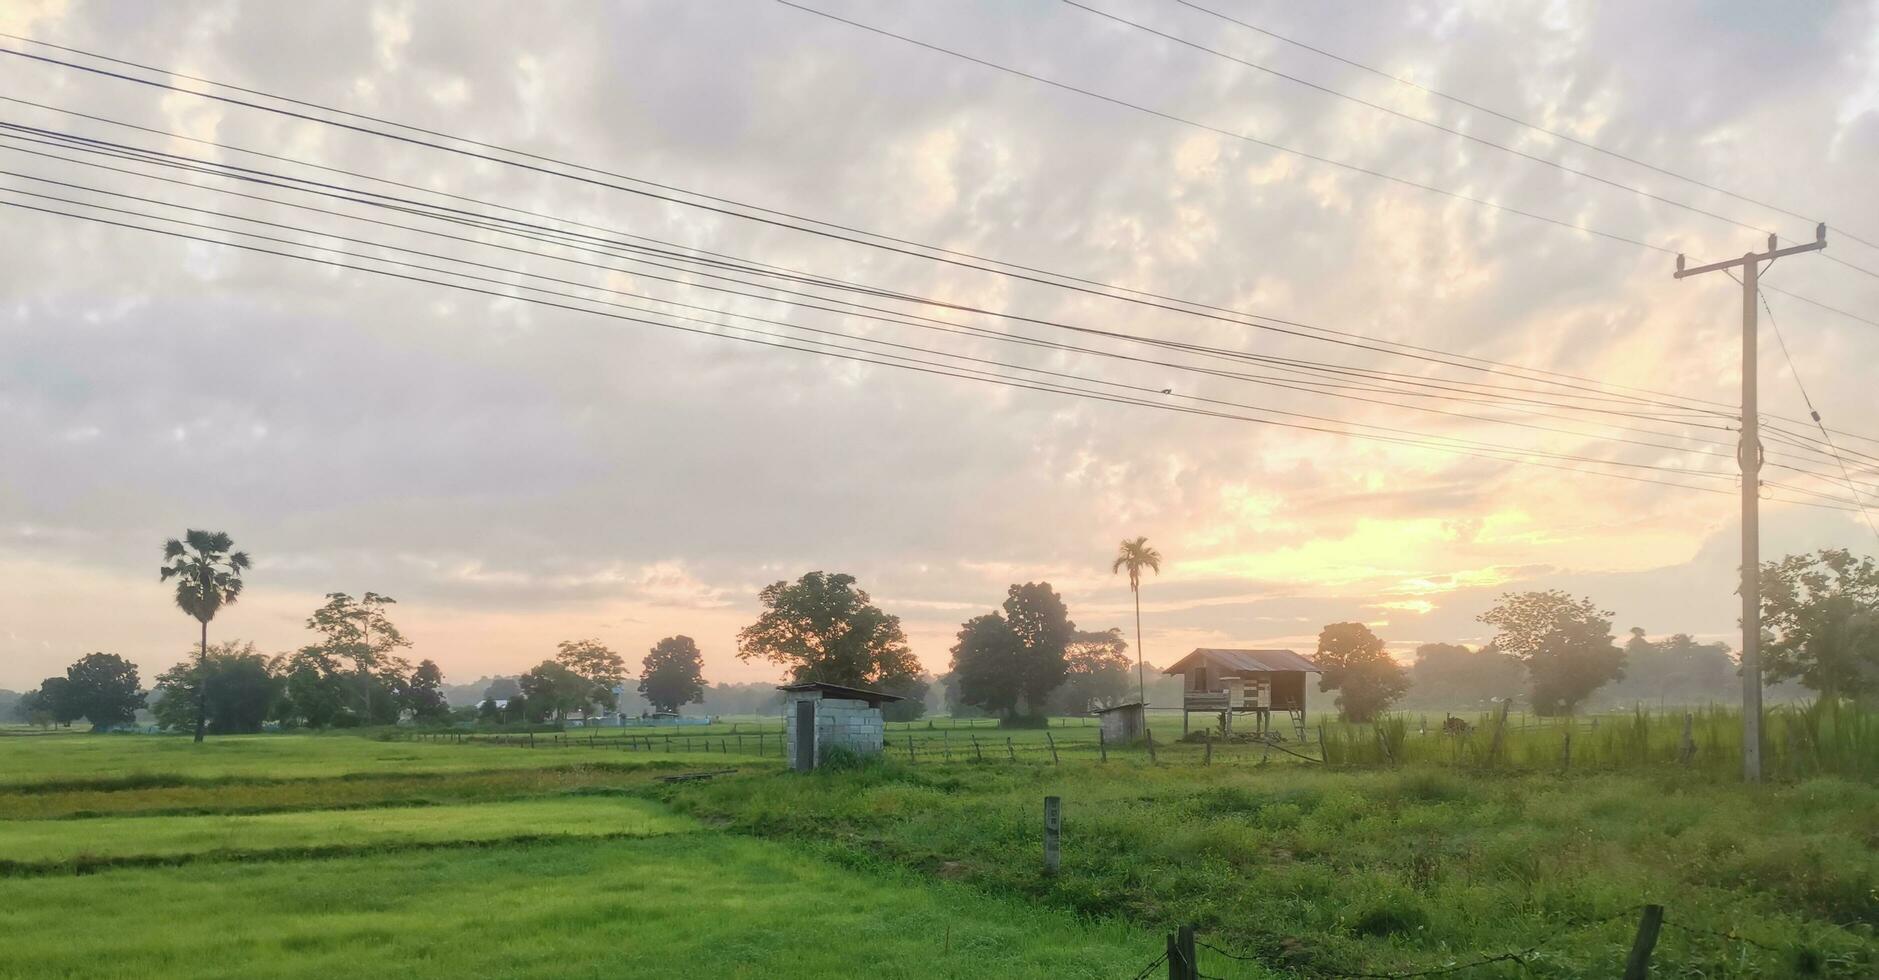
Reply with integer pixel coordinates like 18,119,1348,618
0,834,1159,979
0,732,769,788
0,796,689,868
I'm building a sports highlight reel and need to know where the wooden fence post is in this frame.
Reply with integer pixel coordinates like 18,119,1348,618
1043,795,1061,874
1488,701,1511,764
972,735,983,762
1098,728,1107,763
1679,713,1695,764
1318,723,1328,764
907,736,916,764
1623,904,1664,979
1046,731,1059,765
1007,736,1016,761
1203,734,1212,766
1562,729,1572,770
1145,728,1157,764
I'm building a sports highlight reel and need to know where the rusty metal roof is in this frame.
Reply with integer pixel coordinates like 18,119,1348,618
1161,648,1320,674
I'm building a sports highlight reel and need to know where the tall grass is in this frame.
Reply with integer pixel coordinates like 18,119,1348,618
1321,700,1877,779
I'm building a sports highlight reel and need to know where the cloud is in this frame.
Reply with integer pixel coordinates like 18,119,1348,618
1,0,1875,687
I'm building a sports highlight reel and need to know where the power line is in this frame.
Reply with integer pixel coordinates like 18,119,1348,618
1171,0,1879,258
0,182,1764,488
3,34,1873,452
11,111,1877,490
771,0,1671,253
0,37,1848,432
0,120,1750,431
1751,284,1879,541
1064,0,1800,244
14,191,1862,512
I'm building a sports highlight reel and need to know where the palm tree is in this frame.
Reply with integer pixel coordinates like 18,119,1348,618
1111,536,1162,706
159,529,251,743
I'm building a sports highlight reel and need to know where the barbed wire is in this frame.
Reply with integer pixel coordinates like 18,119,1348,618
1126,950,1167,980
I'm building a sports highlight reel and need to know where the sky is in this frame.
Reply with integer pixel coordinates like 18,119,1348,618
3,0,1878,691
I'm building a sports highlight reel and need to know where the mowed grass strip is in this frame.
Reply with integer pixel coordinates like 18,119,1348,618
0,832,1161,980
0,765,673,820
0,733,773,790
0,796,690,871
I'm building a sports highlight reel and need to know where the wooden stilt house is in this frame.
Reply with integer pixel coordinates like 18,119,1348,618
1162,648,1319,740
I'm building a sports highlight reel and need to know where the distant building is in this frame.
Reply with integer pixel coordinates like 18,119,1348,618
1162,648,1319,739
1094,701,1146,744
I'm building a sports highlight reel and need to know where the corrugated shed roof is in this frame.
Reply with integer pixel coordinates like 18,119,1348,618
1161,648,1320,674
775,681,906,703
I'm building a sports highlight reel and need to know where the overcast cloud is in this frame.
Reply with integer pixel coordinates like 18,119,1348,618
3,0,1877,689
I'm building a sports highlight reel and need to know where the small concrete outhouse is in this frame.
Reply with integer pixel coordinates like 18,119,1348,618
779,681,905,772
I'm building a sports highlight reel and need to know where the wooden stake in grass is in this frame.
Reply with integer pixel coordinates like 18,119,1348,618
1203,735,1212,766
1145,728,1157,764
1623,904,1664,979
1043,795,1061,874
972,735,983,763
1046,731,1059,765
1098,728,1107,763
1680,713,1696,765
1562,729,1572,771
1007,737,1015,762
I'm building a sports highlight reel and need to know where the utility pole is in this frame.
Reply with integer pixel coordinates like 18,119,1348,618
1673,224,1826,782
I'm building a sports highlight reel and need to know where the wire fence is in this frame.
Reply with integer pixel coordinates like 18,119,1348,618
1134,904,1812,979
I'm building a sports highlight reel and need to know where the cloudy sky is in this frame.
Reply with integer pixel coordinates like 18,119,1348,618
3,0,1878,691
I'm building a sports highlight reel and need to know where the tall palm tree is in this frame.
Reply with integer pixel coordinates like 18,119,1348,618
159,529,251,743
1112,536,1162,706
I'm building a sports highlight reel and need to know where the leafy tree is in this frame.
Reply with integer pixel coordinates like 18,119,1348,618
307,592,411,724
1313,622,1409,722
477,697,503,723
152,641,282,734
1111,536,1162,705
1050,628,1133,713
1608,630,1736,706
282,646,348,728
57,652,147,731
159,529,251,743
736,571,918,687
31,676,82,727
876,671,931,722
1478,591,1626,716
483,676,521,702
14,687,55,727
639,636,707,714
404,659,451,724
1760,549,1879,702
950,583,1073,719
1403,642,1526,709
519,660,590,724
555,639,630,715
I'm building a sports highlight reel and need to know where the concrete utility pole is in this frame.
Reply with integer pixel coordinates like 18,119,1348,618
1673,224,1827,782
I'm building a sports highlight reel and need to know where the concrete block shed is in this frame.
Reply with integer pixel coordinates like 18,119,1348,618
778,682,905,772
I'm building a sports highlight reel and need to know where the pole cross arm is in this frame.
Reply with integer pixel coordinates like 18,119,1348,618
1675,223,1827,279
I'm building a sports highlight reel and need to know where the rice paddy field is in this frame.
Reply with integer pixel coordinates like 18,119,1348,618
1,714,1874,978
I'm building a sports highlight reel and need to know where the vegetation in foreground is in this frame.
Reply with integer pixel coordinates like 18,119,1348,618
657,759,1879,977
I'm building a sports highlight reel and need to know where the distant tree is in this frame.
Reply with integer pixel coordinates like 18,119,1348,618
519,660,590,724
14,687,55,727
152,641,281,734
1760,549,1879,702
282,646,347,728
1403,642,1526,709
159,529,251,743
1478,591,1626,716
502,693,532,725
1111,537,1162,706
477,697,502,723
639,636,707,714
31,676,82,727
483,676,522,702
736,572,918,687
950,583,1074,720
404,659,451,724
876,671,931,722
1608,630,1736,706
1313,623,1410,722
307,592,411,725
555,639,630,715
1050,628,1133,713
57,652,147,731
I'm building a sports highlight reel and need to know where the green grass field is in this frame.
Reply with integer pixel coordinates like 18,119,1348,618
1,726,1873,977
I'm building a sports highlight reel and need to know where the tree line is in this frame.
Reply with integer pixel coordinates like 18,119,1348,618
12,529,1873,732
